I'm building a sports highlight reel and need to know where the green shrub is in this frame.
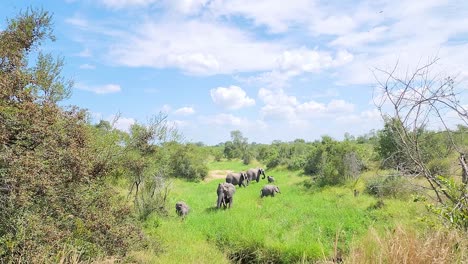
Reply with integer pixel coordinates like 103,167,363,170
365,174,412,199
170,144,208,181
427,158,451,176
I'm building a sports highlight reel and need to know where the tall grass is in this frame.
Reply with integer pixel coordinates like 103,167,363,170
144,162,431,263
346,226,467,263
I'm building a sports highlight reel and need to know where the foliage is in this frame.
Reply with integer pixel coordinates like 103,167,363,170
365,173,413,199
0,9,144,261
374,58,468,229
346,226,467,264
124,115,179,220
169,143,209,181
304,136,365,186
223,130,250,161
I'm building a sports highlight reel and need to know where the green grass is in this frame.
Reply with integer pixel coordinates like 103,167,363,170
142,162,429,263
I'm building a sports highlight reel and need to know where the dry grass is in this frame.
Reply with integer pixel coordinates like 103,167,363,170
346,226,467,264
203,169,232,182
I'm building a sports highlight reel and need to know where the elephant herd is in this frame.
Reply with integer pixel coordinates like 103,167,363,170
175,167,281,218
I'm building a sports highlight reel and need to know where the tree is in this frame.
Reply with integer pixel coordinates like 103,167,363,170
374,57,468,229
224,130,250,163
0,9,143,261
125,113,180,219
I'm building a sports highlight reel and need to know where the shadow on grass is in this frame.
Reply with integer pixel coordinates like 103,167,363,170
204,206,233,213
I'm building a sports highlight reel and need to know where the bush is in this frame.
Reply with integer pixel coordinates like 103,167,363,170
287,155,307,170
365,174,412,198
170,144,208,181
427,158,451,176
0,10,144,261
304,137,364,186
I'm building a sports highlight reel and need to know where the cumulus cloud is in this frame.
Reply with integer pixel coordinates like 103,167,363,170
76,48,92,58
199,113,245,126
79,63,96,69
111,116,135,132
108,20,283,75
210,86,255,110
75,83,121,94
165,0,211,14
259,88,356,122
99,0,158,8
174,106,195,115
276,48,353,75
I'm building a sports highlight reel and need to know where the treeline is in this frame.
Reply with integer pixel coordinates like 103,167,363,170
207,125,467,188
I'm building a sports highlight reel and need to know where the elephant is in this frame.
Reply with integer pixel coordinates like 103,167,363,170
260,185,281,198
246,168,266,183
226,172,248,188
267,176,275,183
217,182,236,209
175,201,190,217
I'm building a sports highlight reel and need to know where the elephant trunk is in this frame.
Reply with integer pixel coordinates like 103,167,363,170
217,193,224,208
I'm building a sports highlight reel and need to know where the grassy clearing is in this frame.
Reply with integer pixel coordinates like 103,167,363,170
142,161,430,263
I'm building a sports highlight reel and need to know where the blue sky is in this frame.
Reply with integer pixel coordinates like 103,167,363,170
1,0,467,145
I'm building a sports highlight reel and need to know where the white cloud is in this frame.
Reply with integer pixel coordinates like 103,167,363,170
79,63,96,69
161,104,172,113
172,120,190,128
99,0,158,8
112,116,135,132
77,48,92,58
65,16,88,28
210,86,255,110
331,26,389,48
108,20,283,75
309,15,358,36
276,48,353,75
164,0,210,14
200,113,245,126
326,99,355,113
174,106,195,115
259,88,356,122
209,0,316,33
75,83,121,94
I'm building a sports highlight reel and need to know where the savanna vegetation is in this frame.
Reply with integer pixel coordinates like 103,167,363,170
1,8,467,263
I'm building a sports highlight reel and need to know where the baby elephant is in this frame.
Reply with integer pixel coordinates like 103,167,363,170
175,201,190,218
260,185,281,198
267,175,275,183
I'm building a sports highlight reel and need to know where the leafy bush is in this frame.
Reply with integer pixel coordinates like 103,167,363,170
427,158,451,176
0,10,144,261
304,137,365,186
286,155,307,170
365,174,412,199
170,144,208,181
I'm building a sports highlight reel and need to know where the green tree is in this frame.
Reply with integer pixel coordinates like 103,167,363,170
0,9,142,261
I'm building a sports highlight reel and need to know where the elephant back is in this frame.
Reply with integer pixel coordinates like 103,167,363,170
247,168,264,182
226,172,245,185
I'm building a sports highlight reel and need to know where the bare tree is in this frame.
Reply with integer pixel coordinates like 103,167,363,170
373,57,468,229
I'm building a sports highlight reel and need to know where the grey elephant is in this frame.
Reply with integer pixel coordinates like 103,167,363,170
217,182,236,208
260,185,281,198
267,175,275,183
246,168,266,183
175,201,190,217
226,172,248,188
